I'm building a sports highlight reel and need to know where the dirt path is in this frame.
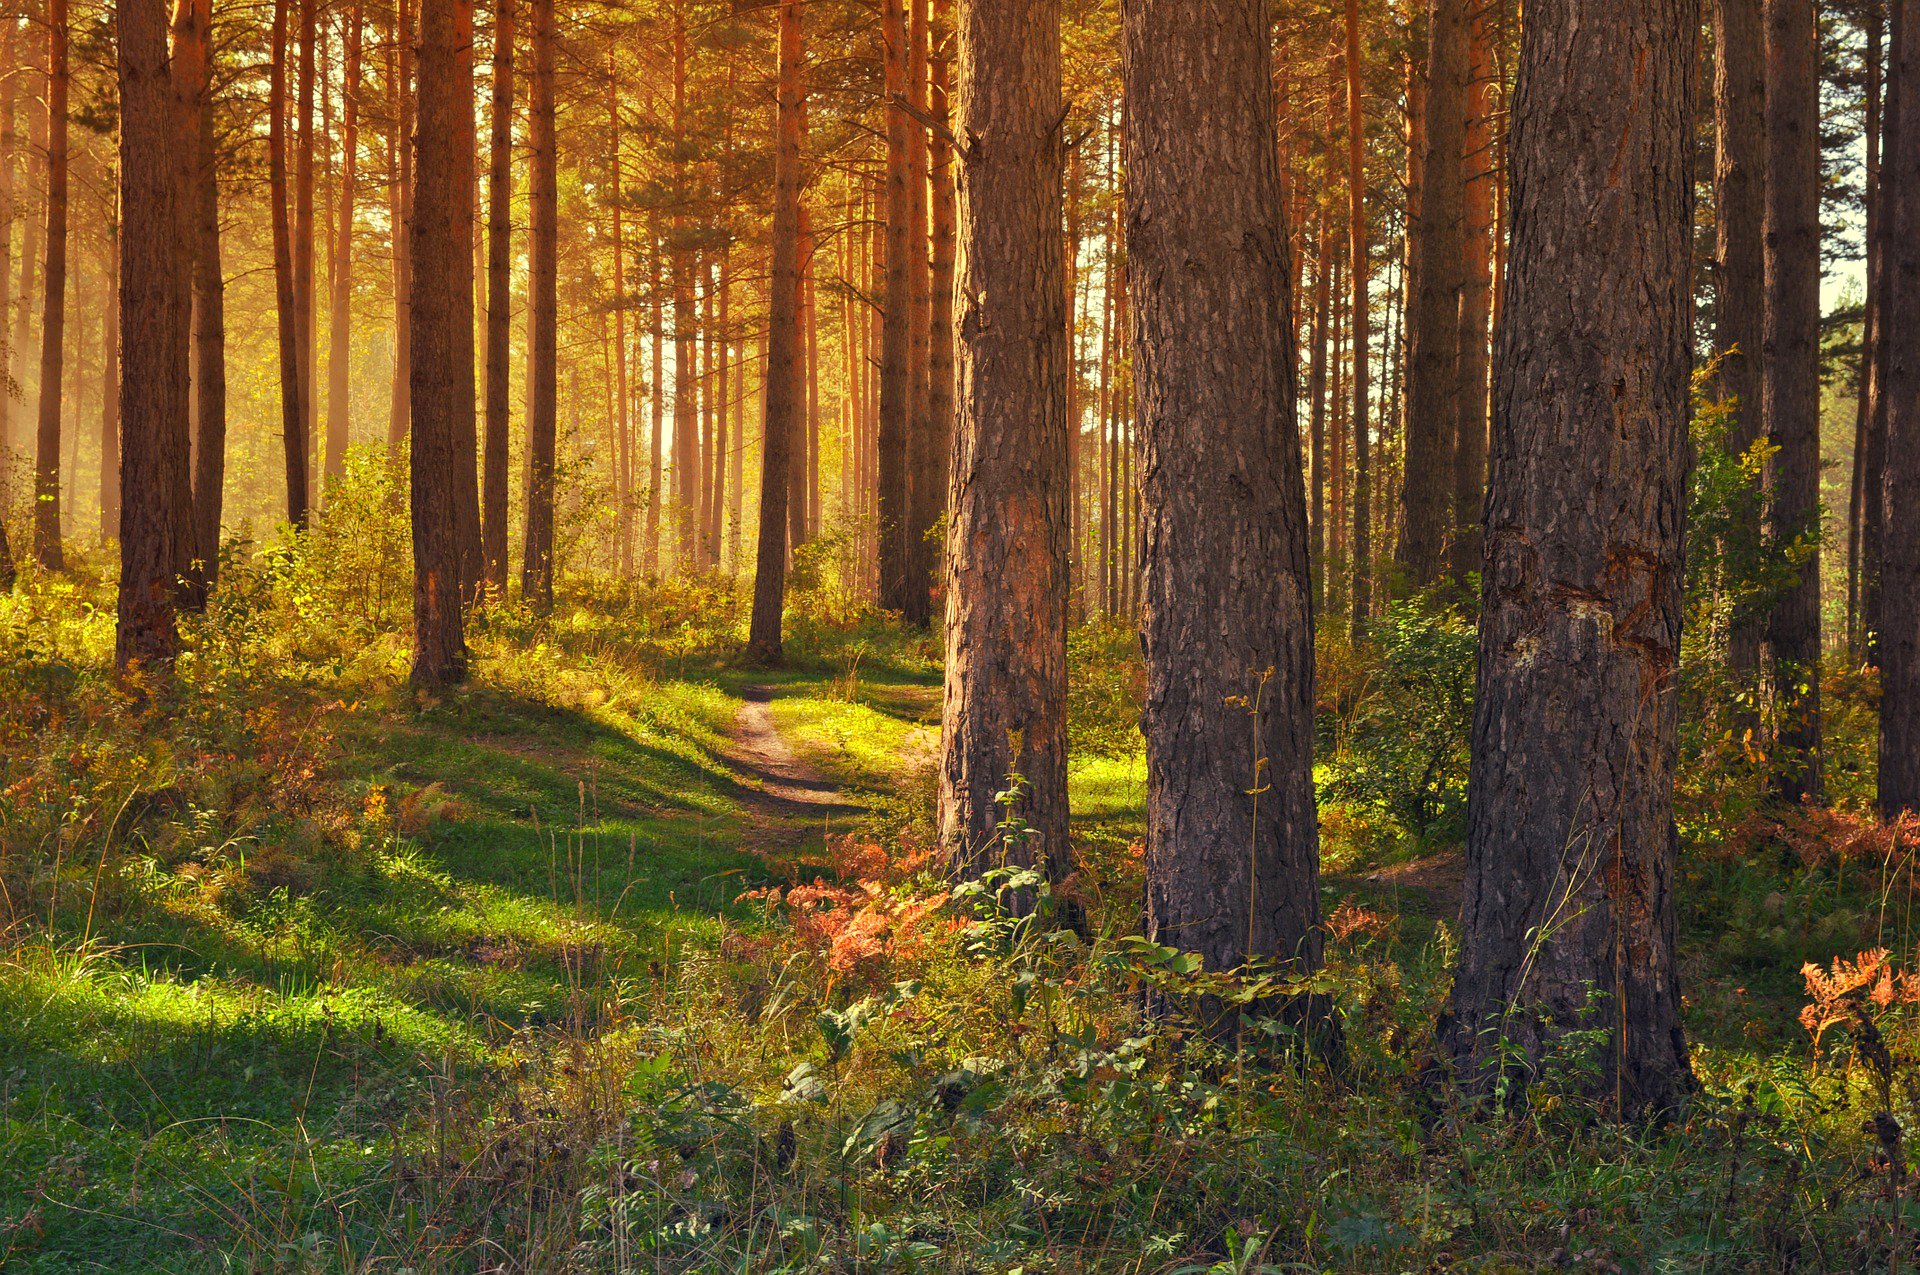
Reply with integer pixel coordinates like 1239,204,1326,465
721,685,865,857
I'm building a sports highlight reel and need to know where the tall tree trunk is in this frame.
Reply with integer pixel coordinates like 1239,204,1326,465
1308,210,1330,608
729,290,745,568
31,0,65,570
607,56,630,578
409,0,475,685
1122,0,1323,1016
10,54,42,466
670,15,696,570
1715,0,1769,681
941,0,1070,886
1441,0,1696,1116
325,0,363,492
115,0,191,671
748,0,804,660
1879,0,1920,815
1449,7,1493,586
521,0,556,609
1396,0,1468,591
98,221,118,543
878,0,913,612
1849,5,1882,661
1345,0,1370,633
388,0,413,452
295,0,317,505
271,0,308,527
647,238,663,573
712,254,730,564
483,0,514,590
927,0,956,594
1763,0,1824,805
177,0,224,604
0,21,16,471
900,0,935,626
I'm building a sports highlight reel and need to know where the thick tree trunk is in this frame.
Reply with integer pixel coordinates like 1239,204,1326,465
1122,0,1323,1014
115,0,191,671
325,0,362,492
1714,0,1768,680
878,0,912,613
1763,0,1824,805
409,0,475,685
388,0,413,452
521,0,556,609
1449,7,1493,585
1441,0,1696,1117
1345,0,1371,633
1396,0,1468,592
940,0,1071,886
484,0,514,591
748,0,804,661
177,0,224,604
1879,0,1920,815
31,0,65,571
271,0,308,527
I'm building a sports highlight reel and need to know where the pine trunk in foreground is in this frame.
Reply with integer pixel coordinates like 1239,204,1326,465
115,0,191,672
521,0,556,609
939,0,1069,881
1714,0,1767,681
409,0,475,686
1122,0,1324,1012
1880,0,1920,816
32,0,66,571
1442,0,1696,1117
748,0,804,661
1763,0,1824,805
483,0,513,591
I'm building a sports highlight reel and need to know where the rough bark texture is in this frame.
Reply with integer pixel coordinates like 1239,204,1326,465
1714,0,1768,680
1763,0,1824,806
31,0,65,570
271,0,308,528
521,0,556,610
1396,0,1468,592
938,0,1069,881
1881,0,1920,815
1122,0,1324,1003
409,0,474,686
115,0,191,672
484,0,514,591
878,0,912,614
1441,0,1696,1117
181,0,226,603
748,0,803,662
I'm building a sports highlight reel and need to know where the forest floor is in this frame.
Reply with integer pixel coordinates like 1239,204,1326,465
0,577,1913,1271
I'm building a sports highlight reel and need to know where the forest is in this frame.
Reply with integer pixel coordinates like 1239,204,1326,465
1,0,1918,1267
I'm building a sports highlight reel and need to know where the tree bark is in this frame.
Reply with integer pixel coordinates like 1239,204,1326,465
296,0,317,505
1345,0,1371,633
939,0,1070,885
1449,6,1493,586
410,0,475,685
115,0,191,671
10,53,42,468
520,0,556,608
98,222,119,544
748,0,804,661
177,0,225,604
1878,0,1920,816
900,0,937,627
1308,211,1330,608
1714,0,1768,679
387,0,413,452
1122,0,1323,1014
1396,0,1469,592
878,0,913,613
1849,4,1881,662
0,20,14,471
325,0,363,493
484,0,514,591
271,0,308,527
607,56,629,579
1763,0,1824,805
31,0,65,570
647,238,663,574
1441,0,1696,1117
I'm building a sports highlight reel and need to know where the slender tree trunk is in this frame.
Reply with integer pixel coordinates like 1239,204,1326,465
1878,0,1920,815
1308,210,1330,608
295,0,317,505
1867,8,1897,662
941,0,1071,890
388,0,413,452
521,0,556,609
177,0,224,603
878,0,913,612
898,0,934,625
729,292,745,567
647,239,663,573
713,253,730,565
1122,0,1323,1017
1763,0,1824,805
927,0,956,592
1449,6,1493,586
31,0,66,570
115,0,191,671
0,21,16,471
10,59,42,464
1715,0,1769,680
483,0,514,590
1442,0,1696,1116
1849,5,1882,661
271,0,308,526
1396,0,1468,591
749,0,804,660
98,223,118,543
324,0,363,493
607,58,630,578
1345,0,1371,633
